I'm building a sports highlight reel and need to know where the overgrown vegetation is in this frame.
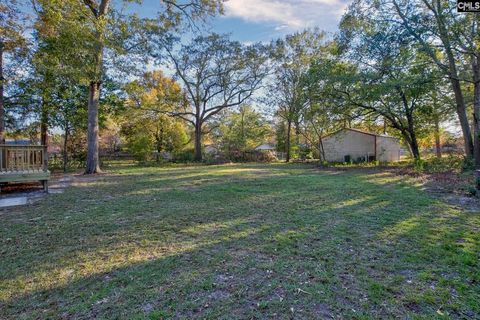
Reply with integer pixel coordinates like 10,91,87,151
412,156,475,174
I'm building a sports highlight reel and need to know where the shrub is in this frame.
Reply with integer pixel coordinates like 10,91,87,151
172,149,195,162
223,150,277,162
204,154,230,165
257,150,277,162
413,155,471,174
467,185,477,197
127,134,153,162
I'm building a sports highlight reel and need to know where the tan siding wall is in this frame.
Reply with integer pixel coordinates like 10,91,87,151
322,130,375,162
322,129,401,162
376,137,401,161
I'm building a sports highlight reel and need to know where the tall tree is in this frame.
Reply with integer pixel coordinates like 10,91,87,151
347,0,480,164
81,0,111,173
390,0,478,162
332,10,441,159
159,33,269,161
268,29,326,162
215,105,271,155
301,54,349,160
425,87,455,158
122,70,188,161
0,0,27,143
81,0,223,172
34,0,223,173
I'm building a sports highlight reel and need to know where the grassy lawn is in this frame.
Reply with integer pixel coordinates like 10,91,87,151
1,163,479,319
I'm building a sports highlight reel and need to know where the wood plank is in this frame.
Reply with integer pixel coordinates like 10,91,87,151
0,171,50,183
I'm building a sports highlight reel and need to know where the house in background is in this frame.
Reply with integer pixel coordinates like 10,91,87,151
254,143,286,160
204,144,220,156
322,128,401,162
254,143,276,152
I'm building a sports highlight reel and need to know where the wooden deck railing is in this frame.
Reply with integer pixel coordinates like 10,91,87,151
0,145,48,173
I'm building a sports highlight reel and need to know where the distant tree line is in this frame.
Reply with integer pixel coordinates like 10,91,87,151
1,0,477,172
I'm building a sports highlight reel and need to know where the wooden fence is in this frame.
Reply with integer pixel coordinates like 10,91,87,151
0,145,48,173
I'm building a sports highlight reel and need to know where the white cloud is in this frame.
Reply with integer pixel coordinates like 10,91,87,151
274,24,289,31
223,0,349,31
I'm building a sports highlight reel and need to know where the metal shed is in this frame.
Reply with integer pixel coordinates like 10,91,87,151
321,128,401,162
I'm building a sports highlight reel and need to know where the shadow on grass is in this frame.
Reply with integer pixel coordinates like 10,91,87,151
1,164,479,319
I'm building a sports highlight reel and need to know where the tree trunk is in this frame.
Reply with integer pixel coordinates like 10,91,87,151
294,118,300,145
155,126,164,162
84,0,109,174
40,121,48,146
409,132,420,160
85,81,101,173
403,107,420,160
434,116,442,159
402,130,420,160
156,143,161,162
63,126,69,173
434,5,474,158
318,137,325,161
194,121,202,161
240,107,247,152
472,55,480,167
450,77,474,158
285,119,292,162
40,105,48,147
0,41,5,144
400,93,420,160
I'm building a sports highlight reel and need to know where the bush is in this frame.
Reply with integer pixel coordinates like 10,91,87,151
467,185,477,197
413,155,471,173
225,150,277,162
127,134,153,161
298,147,313,160
204,154,231,165
260,150,278,162
48,155,85,172
172,149,195,162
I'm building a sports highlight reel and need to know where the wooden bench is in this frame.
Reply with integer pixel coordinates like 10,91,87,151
0,145,50,192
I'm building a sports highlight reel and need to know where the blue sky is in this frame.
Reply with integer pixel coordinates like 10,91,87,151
122,0,352,115
21,0,350,43
128,0,351,43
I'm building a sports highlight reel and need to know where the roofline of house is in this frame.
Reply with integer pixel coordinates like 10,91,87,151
254,143,276,149
322,128,399,140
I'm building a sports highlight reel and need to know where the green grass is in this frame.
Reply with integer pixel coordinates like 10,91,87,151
1,162,479,319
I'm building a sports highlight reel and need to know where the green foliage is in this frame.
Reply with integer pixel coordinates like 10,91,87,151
274,121,287,153
127,132,153,161
172,149,195,162
121,71,189,160
157,33,270,161
49,156,85,172
215,105,272,155
467,185,477,197
268,29,327,161
413,156,472,174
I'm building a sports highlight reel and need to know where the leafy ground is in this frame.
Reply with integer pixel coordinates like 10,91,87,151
1,163,479,319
